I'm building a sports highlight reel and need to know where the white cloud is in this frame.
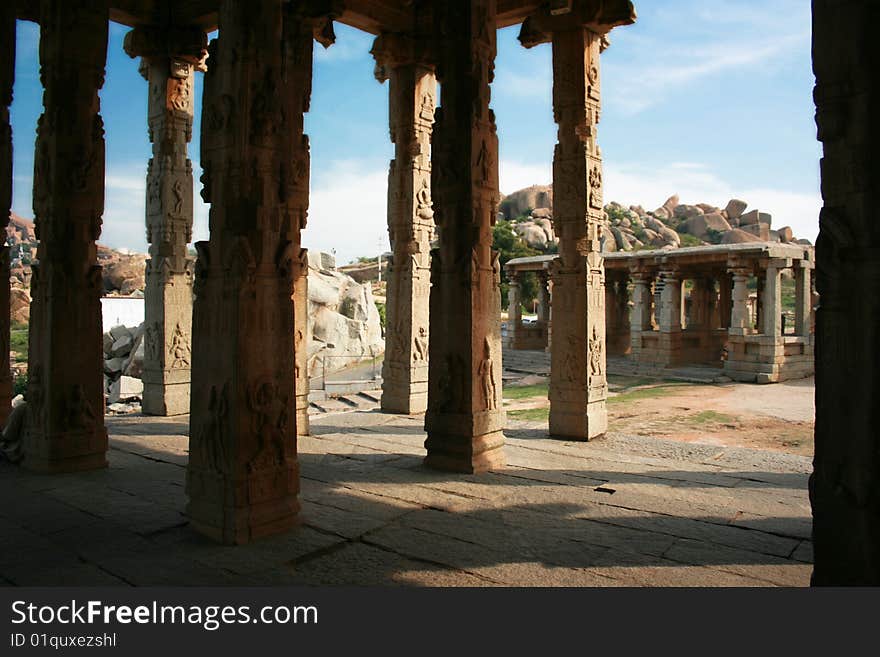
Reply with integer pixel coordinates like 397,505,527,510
304,159,389,265
493,70,551,101
500,160,552,197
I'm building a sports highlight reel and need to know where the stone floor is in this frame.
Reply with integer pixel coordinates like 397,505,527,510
0,409,813,587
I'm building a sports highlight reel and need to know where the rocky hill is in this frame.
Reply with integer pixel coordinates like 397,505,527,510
504,189,812,253
7,213,148,322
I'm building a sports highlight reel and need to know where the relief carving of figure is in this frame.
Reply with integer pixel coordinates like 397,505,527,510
413,327,428,363
416,178,433,221
478,338,497,411
172,178,185,217
196,382,228,472
169,323,191,369
589,325,604,383
247,377,287,470
145,322,160,364
169,76,191,112
66,384,96,432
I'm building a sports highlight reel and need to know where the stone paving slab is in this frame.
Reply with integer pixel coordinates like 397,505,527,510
0,410,813,587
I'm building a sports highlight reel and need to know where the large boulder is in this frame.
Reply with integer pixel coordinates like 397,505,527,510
725,199,748,220
721,228,764,244
741,223,771,240
498,185,553,220
777,226,795,243
678,212,732,240
611,226,632,251
673,204,704,220
109,376,143,404
515,222,550,249
10,287,30,324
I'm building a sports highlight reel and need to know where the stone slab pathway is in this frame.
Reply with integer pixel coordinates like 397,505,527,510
0,410,812,586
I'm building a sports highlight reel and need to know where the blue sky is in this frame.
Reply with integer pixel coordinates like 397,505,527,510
10,0,818,265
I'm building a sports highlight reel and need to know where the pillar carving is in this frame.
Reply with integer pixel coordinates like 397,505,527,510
658,268,682,333
124,28,207,416
372,32,435,415
24,0,109,473
520,8,634,441
187,0,331,543
424,0,505,473
0,5,14,427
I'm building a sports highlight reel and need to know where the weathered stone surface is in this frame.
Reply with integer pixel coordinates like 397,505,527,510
23,0,109,473
679,213,731,240
741,222,770,240
725,199,748,220
740,209,760,225
109,376,143,404
498,184,552,220
109,335,133,358
673,204,704,220
425,0,505,472
721,228,764,244
777,226,794,243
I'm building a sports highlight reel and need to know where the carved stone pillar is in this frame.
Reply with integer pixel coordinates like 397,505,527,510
794,260,813,337
124,28,207,416
762,261,783,337
425,0,505,473
187,0,330,543
0,5,13,428
507,273,522,348
630,270,653,332
24,0,109,473
728,268,751,334
546,25,608,440
372,33,435,415
658,269,682,332
812,0,880,584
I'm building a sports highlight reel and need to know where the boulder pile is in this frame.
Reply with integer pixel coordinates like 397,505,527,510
307,252,384,378
102,323,145,413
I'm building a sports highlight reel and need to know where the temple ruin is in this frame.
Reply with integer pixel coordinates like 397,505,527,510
506,242,815,384
0,0,877,584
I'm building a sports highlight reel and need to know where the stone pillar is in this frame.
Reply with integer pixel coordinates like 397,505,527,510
812,0,880,584
506,272,522,348
794,260,813,337
187,0,330,543
536,272,550,323
658,269,682,332
424,0,505,473
124,29,207,416
729,268,751,334
0,5,13,427
24,0,109,473
718,271,732,330
630,270,653,332
762,262,783,337
372,34,435,415
542,23,614,441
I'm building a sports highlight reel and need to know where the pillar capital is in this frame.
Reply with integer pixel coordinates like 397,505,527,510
518,0,635,48
123,25,209,69
370,32,435,82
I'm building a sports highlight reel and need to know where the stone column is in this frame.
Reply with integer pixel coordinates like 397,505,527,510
124,28,207,416
728,267,751,334
762,261,783,337
24,0,109,473
630,270,653,332
545,24,609,440
372,33,435,415
424,0,505,473
506,272,522,348
795,260,813,337
187,0,331,543
0,5,13,427
718,271,732,330
812,0,880,584
658,269,682,332
536,272,550,324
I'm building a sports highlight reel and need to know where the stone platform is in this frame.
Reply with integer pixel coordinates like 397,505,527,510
0,411,812,586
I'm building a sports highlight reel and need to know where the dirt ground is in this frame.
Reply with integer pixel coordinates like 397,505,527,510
503,375,815,457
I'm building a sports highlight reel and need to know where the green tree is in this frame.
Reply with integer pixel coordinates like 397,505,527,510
493,219,540,310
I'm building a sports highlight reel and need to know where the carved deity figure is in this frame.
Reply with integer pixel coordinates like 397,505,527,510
172,178,185,217
416,178,433,221
589,325,603,382
478,338,497,411
169,323,191,369
66,384,96,432
413,327,428,362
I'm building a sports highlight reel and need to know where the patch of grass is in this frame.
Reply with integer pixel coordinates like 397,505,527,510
688,410,736,425
508,407,550,422
607,385,680,405
10,324,28,362
503,383,549,400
